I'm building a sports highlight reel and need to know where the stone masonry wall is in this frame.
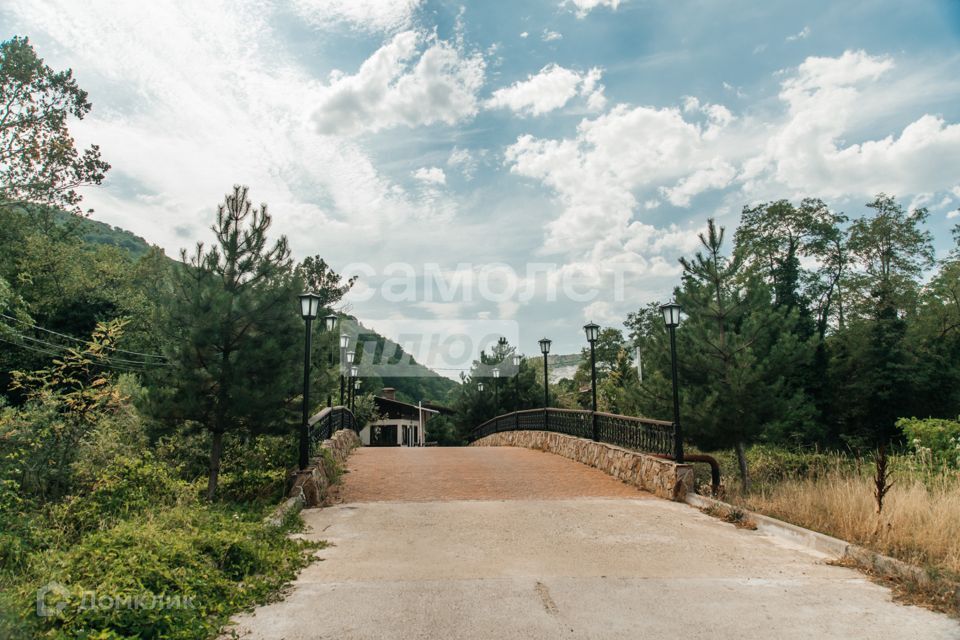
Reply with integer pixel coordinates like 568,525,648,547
471,430,693,501
288,428,361,507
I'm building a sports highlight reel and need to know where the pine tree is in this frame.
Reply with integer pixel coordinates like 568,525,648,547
162,186,299,500
677,219,814,489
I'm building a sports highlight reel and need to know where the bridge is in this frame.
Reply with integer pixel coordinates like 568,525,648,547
228,407,957,639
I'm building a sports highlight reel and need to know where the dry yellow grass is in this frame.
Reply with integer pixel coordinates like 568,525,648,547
732,465,960,576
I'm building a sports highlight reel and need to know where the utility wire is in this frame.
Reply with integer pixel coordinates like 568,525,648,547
0,335,148,374
0,312,168,360
11,331,172,367
0,331,170,371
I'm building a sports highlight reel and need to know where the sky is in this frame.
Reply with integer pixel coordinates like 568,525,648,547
3,0,960,378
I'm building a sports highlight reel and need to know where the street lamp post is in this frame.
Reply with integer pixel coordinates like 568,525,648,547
353,378,361,413
492,368,500,414
538,338,551,408
512,354,522,428
512,354,522,411
339,335,350,405
349,365,359,414
344,349,354,406
584,322,600,442
660,301,684,463
322,315,338,408
298,292,322,470
539,337,551,430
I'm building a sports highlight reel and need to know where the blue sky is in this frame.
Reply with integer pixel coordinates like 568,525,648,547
3,0,960,377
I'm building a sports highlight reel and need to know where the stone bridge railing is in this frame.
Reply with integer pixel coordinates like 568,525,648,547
469,408,695,501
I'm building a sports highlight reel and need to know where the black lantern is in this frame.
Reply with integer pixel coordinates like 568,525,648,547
297,293,322,470
659,300,684,463
660,301,681,328
584,322,600,441
538,337,551,411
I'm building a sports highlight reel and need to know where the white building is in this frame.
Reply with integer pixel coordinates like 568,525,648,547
360,388,441,447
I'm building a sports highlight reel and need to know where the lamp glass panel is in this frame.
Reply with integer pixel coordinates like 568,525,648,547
584,322,600,342
539,338,551,355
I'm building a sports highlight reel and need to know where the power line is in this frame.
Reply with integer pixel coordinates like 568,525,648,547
0,335,148,374
0,331,170,371
11,331,172,367
0,312,168,360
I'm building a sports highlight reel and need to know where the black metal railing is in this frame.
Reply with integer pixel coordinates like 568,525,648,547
470,408,675,456
308,405,357,451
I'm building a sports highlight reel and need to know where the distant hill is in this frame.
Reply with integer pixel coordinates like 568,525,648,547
526,353,583,383
57,212,460,400
55,210,157,259
348,318,460,406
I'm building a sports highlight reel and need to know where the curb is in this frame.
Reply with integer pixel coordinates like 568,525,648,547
685,492,940,589
264,494,304,529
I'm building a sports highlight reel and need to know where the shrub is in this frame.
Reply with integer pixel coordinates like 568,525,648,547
216,435,292,504
24,505,318,640
897,417,960,467
52,454,191,541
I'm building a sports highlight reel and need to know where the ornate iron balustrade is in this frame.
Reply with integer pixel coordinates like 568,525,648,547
471,408,675,457
308,405,357,452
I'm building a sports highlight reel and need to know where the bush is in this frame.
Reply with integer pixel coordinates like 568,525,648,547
216,435,292,505
52,454,191,541
897,417,960,467
23,505,318,640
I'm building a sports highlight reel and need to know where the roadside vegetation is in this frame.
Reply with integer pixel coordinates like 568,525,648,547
689,432,960,614
0,37,357,639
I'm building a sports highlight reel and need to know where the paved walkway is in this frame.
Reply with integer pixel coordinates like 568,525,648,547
339,447,648,502
228,447,959,639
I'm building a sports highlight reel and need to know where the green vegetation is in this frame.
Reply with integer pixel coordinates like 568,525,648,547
698,443,960,615
0,37,350,638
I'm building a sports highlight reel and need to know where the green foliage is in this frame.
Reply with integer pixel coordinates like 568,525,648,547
897,417,960,467
0,36,110,216
690,444,850,494
23,505,316,640
217,436,292,505
156,185,300,500
52,454,191,541
452,337,542,438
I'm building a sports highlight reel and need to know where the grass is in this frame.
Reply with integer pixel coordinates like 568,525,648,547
693,445,960,614
740,469,960,576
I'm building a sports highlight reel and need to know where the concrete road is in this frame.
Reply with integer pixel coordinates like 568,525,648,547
228,448,959,639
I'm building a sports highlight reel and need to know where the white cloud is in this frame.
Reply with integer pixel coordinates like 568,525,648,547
745,50,960,199
660,160,737,207
447,146,479,180
542,29,563,42
520,31,529,38
567,0,624,18
505,103,738,255
486,64,605,116
313,30,485,136
786,26,812,42
1,0,452,256
412,166,446,185
504,48,960,280
293,0,423,33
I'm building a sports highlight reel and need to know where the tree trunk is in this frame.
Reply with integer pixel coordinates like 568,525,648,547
206,429,224,501
735,440,750,493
